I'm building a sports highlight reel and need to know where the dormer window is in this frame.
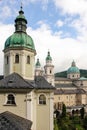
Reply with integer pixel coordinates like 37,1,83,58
8,80,13,83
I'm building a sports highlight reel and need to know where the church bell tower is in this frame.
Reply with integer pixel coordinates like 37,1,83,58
3,6,36,80
44,51,54,86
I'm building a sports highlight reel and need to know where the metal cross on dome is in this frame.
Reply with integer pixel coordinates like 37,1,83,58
20,1,23,10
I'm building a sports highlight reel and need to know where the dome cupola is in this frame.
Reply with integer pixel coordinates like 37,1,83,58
4,6,35,51
35,58,41,67
46,51,52,61
67,60,80,79
35,58,43,76
67,61,80,74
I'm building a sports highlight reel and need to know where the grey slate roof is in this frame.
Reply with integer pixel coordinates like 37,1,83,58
35,76,55,89
0,73,34,89
55,83,77,88
55,77,71,81
0,111,32,130
54,88,86,95
0,75,4,80
0,73,54,90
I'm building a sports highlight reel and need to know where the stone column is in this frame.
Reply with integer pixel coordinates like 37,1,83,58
49,93,54,130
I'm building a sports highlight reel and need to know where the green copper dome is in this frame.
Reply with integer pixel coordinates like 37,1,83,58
67,61,80,74
4,7,35,51
36,59,41,67
4,32,35,50
46,51,52,61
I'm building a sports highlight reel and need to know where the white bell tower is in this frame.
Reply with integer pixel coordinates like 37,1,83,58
44,51,54,86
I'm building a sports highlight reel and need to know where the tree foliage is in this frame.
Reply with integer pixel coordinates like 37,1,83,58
80,107,85,119
62,103,66,118
83,115,87,129
54,107,86,130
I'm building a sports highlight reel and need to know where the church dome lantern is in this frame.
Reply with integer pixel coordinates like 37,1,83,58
46,51,52,64
35,58,41,68
67,61,80,79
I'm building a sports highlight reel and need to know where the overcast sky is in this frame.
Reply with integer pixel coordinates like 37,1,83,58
0,0,87,74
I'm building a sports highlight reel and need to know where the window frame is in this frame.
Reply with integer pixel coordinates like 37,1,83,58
39,94,46,105
5,94,16,106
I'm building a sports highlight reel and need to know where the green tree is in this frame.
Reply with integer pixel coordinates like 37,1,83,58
80,107,85,119
72,110,75,116
83,115,87,129
62,103,66,118
54,118,59,130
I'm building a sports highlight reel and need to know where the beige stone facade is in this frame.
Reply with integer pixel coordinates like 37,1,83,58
0,92,27,117
54,76,87,112
4,49,35,80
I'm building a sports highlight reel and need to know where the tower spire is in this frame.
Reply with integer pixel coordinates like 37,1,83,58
20,1,23,11
15,3,27,33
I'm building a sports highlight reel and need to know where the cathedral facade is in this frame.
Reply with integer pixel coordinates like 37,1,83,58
36,52,87,113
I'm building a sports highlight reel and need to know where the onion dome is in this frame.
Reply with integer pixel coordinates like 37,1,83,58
67,61,80,74
46,51,52,61
35,58,41,67
4,33,35,50
4,6,35,51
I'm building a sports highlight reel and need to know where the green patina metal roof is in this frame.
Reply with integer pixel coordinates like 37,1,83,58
46,51,52,61
4,32,35,50
67,67,80,74
36,59,41,67
4,7,35,51
15,10,27,24
79,77,87,80
67,61,80,74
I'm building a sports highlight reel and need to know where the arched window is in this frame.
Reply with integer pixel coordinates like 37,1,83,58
27,55,30,64
39,94,46,105
6,94,16,105
15,54,19,63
